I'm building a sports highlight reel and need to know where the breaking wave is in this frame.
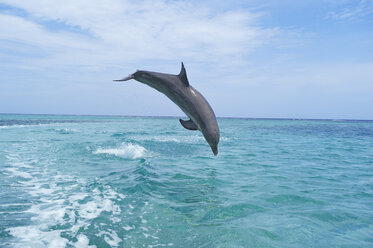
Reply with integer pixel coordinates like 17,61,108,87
93,143,147,159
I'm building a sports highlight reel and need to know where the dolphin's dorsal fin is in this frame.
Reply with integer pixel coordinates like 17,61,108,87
178,62,189,87
179,119,197,130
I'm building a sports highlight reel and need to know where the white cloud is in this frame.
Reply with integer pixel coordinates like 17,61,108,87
0,0,274,69
0,14,96,50
327,0,373,21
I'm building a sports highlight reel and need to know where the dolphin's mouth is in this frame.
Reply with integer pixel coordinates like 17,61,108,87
212,146,218,156
113,74,134,82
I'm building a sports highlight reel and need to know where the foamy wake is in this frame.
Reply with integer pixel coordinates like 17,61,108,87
93,143,147,159
7,176,124,248
4,150,126,248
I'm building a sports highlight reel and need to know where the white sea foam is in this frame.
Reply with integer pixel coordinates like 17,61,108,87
111,216,121,223
93,143,147,159
75,234,97,248
27,200,67,223
5,152,126,248
7,174,124,247
123,225,135,231
8,227,69,248
78,199,119,220
69,193,89,202
99,230,122,247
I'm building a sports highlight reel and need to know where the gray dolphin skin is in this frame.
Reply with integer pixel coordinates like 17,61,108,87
114,63,220,155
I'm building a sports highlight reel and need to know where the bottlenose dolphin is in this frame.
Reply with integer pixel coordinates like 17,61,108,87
114,63,220,155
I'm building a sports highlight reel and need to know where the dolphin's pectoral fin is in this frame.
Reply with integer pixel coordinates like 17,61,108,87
179,119,198,130
178,62,190,87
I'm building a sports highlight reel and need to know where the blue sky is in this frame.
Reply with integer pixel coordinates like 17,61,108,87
0,0,372,119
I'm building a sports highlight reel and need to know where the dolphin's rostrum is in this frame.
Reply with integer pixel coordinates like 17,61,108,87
115,63,220,155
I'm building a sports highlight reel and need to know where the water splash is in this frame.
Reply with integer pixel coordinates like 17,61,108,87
93,143,147,159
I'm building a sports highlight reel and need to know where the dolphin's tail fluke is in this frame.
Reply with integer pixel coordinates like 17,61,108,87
113,74,134,82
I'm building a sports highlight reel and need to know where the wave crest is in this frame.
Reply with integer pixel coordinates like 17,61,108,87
93,143,147,159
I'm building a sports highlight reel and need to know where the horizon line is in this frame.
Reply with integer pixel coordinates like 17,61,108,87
1,112,372,122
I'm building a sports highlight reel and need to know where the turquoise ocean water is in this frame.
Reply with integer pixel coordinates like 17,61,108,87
0,114,372,247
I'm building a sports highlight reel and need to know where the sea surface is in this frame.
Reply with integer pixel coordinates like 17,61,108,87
0,114,372,248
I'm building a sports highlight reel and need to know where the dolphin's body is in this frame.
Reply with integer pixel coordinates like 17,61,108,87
115,63,220,155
